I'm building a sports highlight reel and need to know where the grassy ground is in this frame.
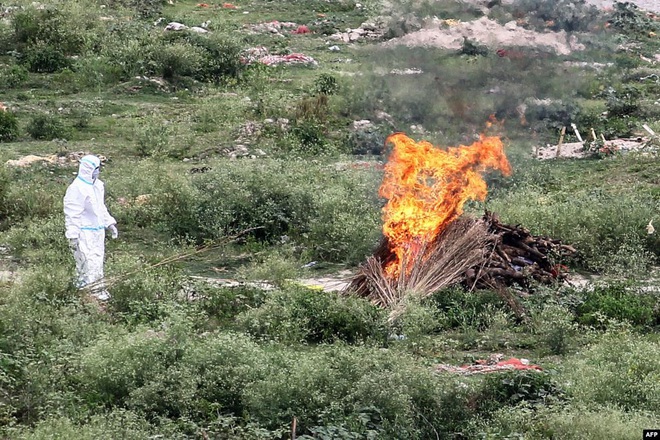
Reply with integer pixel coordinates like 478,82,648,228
0,0,659,438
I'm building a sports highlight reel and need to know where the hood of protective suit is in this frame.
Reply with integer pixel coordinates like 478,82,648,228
77,155,101,185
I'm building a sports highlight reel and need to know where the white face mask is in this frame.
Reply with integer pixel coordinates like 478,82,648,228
92,167,100,181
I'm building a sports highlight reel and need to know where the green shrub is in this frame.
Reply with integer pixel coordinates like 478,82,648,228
345,126,387,155
605,85,641,117
314,73,340,96
236,285,385,344
562,332,660,412
12,4,101,55
196,284,268,329
304,181,381,264
152,41,204,82
609,2,660,36
531,303,577,355
184,332,269,417
20,42,70,73
235,250,300,287
525,99,580,132
26,114,69,140
0,64,29,88
8,411,155,440
75,326,192,412
162,32,245,83
478,405,659,440
0,110,19,142
430,287,510,331
513,0,601,32
243,346,475,437
191,161,316,243
133,114,176,157
575,283,657,328
476,370,565,415
106,257,186,325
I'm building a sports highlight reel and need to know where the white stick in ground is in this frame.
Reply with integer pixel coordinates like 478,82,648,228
643,124,656,136
571,123,583,143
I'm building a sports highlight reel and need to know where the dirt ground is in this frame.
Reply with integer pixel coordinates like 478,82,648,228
585,0,660,13
387,0,660,53
384,16,583,54
467,0,660,13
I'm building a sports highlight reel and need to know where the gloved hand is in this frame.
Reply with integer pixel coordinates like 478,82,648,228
108,224,118,239
68,237,79,251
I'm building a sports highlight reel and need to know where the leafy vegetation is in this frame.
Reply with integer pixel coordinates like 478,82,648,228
0,0,659,438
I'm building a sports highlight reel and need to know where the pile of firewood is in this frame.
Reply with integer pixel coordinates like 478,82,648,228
465,211,576,290
345,212,576,308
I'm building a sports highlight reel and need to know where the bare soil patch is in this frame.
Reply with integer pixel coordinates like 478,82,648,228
384,17,584,54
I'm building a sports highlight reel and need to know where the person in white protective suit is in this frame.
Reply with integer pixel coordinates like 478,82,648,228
63,155,118,301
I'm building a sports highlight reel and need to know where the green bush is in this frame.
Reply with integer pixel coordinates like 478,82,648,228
609,2,660,36
430,287,510,331
605,85,641,117
235,250,300,287
476,371,565,415
243,346,475,437
20,42,70,73
75,325,193,414
525,100,580,133
0,64,29,88
184,332,269,417
478,405,659,440
152,41,204,82
531,303,577,355
513,0,601,32
3,218,70,267
133,114,176,157
196,284,268,329
0,110,19,142
161,32,245,83
487,182,658,273
314,73,340,96
106,256,186,325
575,283,657,328
236,285,385,344
8,411,155,440
192,161,316,243
12,4,101,55
562,332,660,412
26,114,69,140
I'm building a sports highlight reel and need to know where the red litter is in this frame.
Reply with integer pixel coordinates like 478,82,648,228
435,355,542,375
292,25,311,34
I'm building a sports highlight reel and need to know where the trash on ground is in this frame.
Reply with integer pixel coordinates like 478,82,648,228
6,152,108,168
435,354,542,375
241,46,317,66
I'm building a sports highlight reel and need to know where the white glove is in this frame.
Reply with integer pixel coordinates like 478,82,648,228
68,237,79,251
108,224,118,239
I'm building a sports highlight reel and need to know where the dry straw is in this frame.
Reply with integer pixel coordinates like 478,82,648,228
346,217,492,322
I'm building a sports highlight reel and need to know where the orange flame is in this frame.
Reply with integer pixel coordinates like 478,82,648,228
380,132,511,277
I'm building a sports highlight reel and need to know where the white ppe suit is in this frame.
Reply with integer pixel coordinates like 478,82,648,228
63,155,117,294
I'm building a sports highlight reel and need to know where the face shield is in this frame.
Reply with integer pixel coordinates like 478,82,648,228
92,166,100,181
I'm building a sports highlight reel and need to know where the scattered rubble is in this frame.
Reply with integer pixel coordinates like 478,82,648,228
329,19,387,43
389,68,423,75
241,47,317,66
384,16,584,55
117,194,152,208
352,119,374,130
435,354,543,375
5,152,108,168
164,21,209,33
246,21,299,36
536,136,658,159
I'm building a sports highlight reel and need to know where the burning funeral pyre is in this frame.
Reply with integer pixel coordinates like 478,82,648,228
344,132,575,320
